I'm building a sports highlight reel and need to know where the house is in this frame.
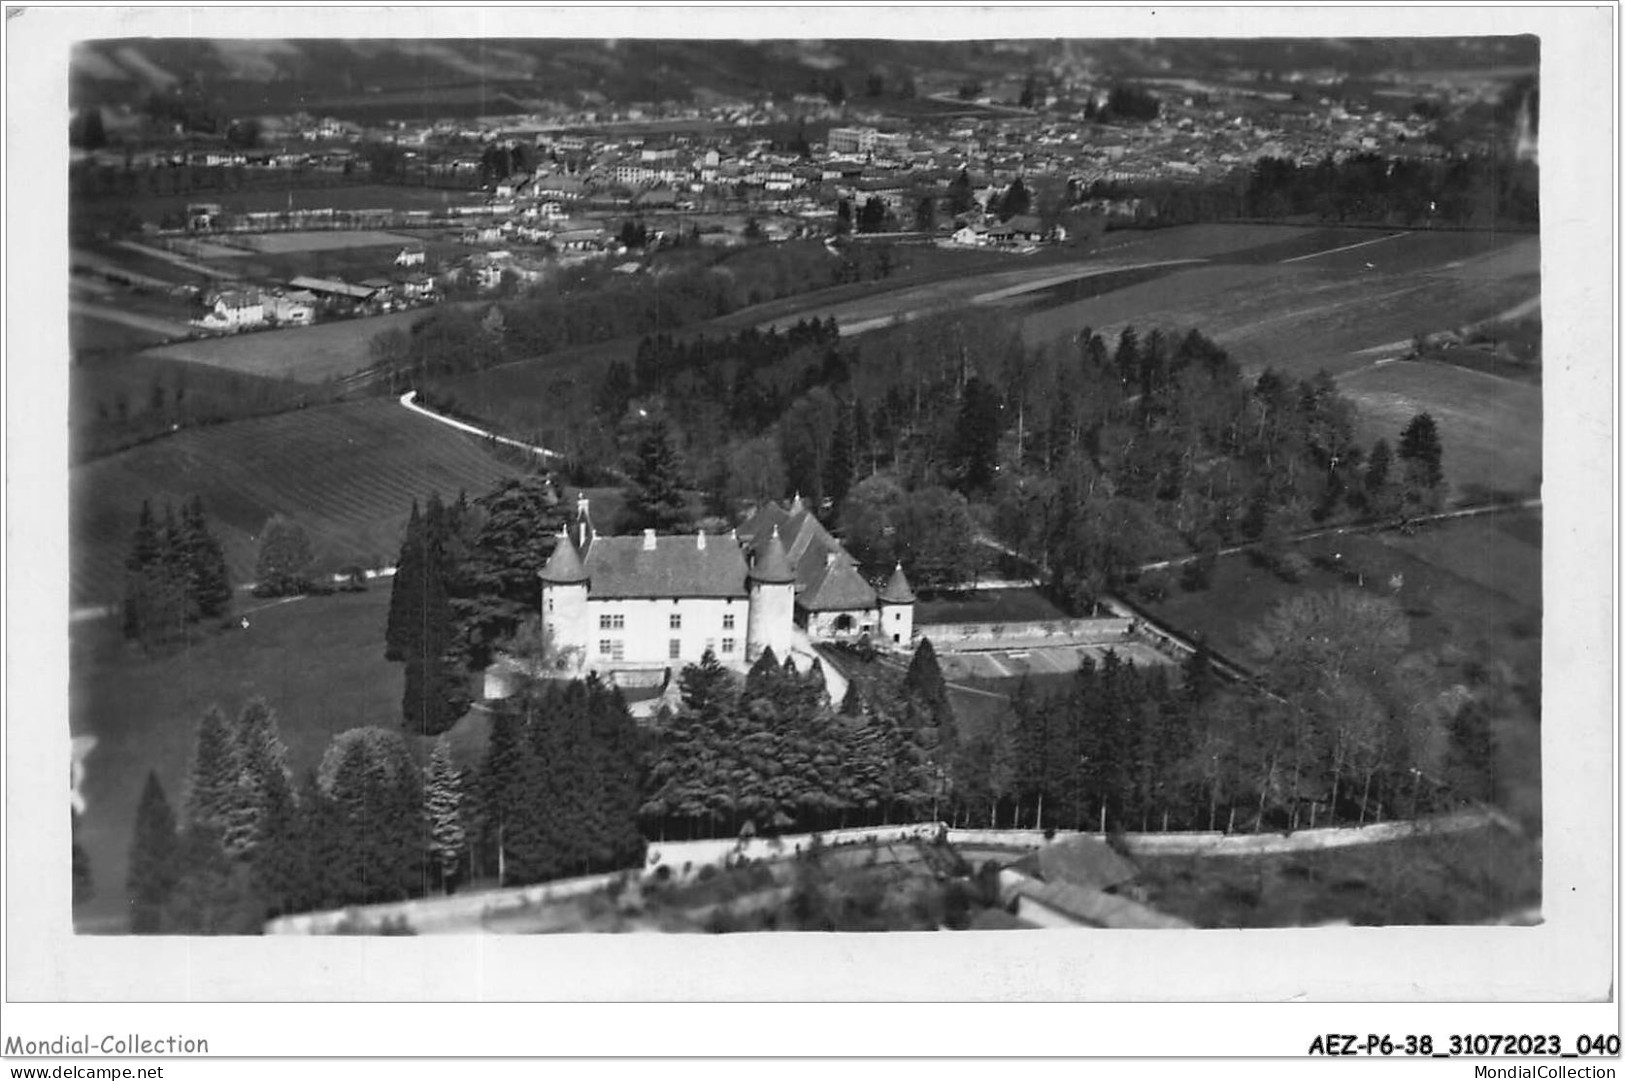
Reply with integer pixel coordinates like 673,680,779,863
737,497,915,647
192,288,265,332
395,274,435,301
265,289,317,326
393,246,427,268
986,214,1047,248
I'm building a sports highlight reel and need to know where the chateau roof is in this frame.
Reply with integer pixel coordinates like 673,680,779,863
878,562,916,605
584,534,748,598
748,527,796,585
539,531,588,584
799,553,878,612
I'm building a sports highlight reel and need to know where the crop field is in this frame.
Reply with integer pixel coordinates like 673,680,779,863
70,588,409,931
69,309,178,353
139,308,432,383
232,230,418,254
1092,223,1319,262
1339,360,1542,503
70,397,528,605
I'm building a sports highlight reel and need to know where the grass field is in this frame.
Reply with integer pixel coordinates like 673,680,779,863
1339,360,1542,503
1135,824,1541,927
916,587,1072,626
71,350,317,459
70,397,530,605
139,308,433,383
70,589,409,930
79,182,486,224
232,230,418,254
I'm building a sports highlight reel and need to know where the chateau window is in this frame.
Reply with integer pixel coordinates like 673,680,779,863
669,613,682,630
722,638,736,655
722,613,735,631
600,613,624,631
669,638,682,660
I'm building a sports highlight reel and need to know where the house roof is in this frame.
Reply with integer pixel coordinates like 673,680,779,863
799,553,877,612
539,530,588,584
1009,835,1138,892
584,534,749,598
878,563,916,605
288,276,376,301
1013,879,1190,929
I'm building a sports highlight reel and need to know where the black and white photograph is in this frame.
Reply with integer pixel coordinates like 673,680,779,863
4,3,1615,1031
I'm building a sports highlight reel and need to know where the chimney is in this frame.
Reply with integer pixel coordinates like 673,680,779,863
697,531,706,550
643,529,657,551
826,552,838,568
577,493,590,517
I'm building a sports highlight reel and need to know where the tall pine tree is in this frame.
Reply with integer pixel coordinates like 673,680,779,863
127,771,180,932
424,737,467,894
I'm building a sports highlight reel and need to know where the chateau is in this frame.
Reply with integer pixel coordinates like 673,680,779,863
530,496,915,682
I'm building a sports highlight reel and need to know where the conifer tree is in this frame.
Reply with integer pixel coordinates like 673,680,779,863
127,771,180,932
424,737,466,894
182,496,232,618
385,501,424,662
903,637,953,728
625,415,692,533
678,649,733,718
183,706,238,837
221,698,292,861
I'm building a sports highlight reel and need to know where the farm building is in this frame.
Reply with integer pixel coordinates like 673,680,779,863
265,289,317,326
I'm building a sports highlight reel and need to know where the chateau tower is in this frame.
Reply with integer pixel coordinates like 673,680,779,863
877,562,916,647
746,525,796,661
539,528,590,669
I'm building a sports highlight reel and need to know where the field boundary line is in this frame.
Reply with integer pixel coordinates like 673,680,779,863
399,390,561,460
1280,231,1408,264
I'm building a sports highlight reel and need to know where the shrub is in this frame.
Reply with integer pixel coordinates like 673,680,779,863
1275,551,1311,583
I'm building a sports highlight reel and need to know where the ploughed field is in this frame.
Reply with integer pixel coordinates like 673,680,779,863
70,398,526,606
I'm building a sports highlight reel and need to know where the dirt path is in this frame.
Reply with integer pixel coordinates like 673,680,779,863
399,390,562,460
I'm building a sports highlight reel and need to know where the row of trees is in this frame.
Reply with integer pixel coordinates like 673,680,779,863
121,498,231,650
384,478,578,735
639,646,954,841
126,698,484,930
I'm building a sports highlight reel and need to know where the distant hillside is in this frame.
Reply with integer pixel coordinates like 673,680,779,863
70,37,1539,120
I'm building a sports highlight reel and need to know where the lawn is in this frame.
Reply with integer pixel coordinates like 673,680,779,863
233,230,418,254
915,587,1072,626
139,307,437,383
70,588,408,931
1338,360,1542,504
70,397,530,606
1134,823,1541,927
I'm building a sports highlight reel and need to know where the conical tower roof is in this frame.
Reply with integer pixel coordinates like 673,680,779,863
878,562,916,604
540,529,588,584
750,526,796,584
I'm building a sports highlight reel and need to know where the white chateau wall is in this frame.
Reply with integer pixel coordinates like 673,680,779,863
879,601,913,646
746,581,794,661
585,596,752,667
